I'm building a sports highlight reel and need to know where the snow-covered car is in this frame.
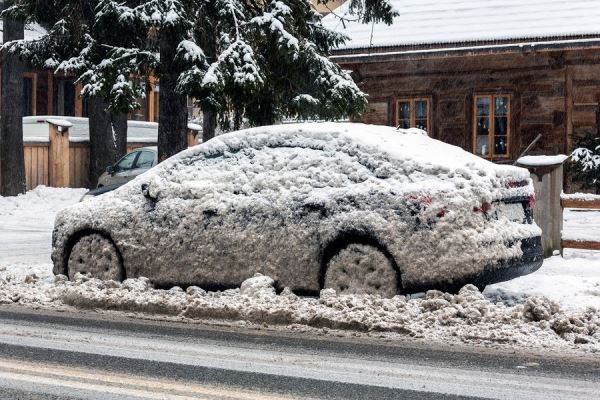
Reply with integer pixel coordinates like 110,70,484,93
52,123,542,296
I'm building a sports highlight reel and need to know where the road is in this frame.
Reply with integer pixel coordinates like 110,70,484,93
0,307,598,399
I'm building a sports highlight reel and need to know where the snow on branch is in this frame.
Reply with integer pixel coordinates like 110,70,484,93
250,1,300,55
572,147,600,172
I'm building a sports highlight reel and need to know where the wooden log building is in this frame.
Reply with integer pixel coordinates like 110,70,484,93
322,0,600,164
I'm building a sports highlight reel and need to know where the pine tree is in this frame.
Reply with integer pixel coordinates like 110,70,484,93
3,0,136,187
6,0,397,162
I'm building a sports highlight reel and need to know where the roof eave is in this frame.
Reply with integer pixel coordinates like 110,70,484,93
330,37,600,63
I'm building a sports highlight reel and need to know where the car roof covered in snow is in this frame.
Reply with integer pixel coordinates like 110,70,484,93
322,0,600,52
175,122,528,180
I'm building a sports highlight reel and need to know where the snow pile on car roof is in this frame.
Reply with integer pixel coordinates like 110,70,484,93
174,122,528,179
141,122,532,205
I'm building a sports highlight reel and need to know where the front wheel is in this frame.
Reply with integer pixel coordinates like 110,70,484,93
67,233,123,281
323,243,398,297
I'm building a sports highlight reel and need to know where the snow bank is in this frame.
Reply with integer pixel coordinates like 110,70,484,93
0,186,87,265
1,271,598,352
486,254,600,311
562,209,600,242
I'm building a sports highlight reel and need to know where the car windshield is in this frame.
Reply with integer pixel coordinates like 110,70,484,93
135,151,155,169
114,152,138,172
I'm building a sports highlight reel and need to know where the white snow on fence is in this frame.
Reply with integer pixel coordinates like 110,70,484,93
22,116,203,143
322,0,600,50
517,155,569,167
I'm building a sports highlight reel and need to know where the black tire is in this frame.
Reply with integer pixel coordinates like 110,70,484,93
67,233,124,281
323,243,398,297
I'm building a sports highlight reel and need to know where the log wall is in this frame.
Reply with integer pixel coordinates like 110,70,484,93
342,48,600,161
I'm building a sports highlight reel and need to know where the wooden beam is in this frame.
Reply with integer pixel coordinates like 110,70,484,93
561,239,600,251
565,65,573,152
560,198,600,209
47,72,53,115
23,72,37,116
148,76,156,122
75,83,83,117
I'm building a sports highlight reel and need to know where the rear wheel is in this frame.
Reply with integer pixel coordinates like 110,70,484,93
323,243,398,297
67,233,123,281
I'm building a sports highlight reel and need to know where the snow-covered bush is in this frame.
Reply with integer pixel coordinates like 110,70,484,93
570,131,600,194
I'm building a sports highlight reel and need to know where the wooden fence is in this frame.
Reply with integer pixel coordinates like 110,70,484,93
23,120,201,190
560,196,600,251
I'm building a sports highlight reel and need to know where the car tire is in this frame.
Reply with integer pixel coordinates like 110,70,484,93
323,243,398,297
67,233,124,281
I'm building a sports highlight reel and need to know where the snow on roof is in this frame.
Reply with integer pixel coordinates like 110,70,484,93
0,22,46,44
322,0,600,51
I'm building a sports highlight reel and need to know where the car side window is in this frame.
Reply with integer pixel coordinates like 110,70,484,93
152,145,374,202
135,151,155,169
114,152,138,172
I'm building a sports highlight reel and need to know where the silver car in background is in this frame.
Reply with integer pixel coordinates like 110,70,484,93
97,147,158,188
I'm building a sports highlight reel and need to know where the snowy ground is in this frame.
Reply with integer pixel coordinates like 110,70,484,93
1,187,600,353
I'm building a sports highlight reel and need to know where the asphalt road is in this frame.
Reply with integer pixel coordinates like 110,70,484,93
0,307,598,399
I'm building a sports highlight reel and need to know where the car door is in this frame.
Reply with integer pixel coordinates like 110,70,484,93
139,145,332,290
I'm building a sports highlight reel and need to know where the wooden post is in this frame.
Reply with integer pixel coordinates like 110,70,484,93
517,156,567,257
187,128,198,147
187,123,202,147
47,119,72,187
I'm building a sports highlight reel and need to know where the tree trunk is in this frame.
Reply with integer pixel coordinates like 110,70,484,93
0,10,26,196
202,110,217,141
158,33,187,162
198,23,217,141
87,97,127,188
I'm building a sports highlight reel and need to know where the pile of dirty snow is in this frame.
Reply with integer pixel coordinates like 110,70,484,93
1,270,598,353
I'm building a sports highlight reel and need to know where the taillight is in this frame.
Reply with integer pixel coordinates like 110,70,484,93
473,202,492,214
528,194,535,209
506,180,528,188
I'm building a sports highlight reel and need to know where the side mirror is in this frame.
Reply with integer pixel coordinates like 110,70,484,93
141,183,156,200
106,165,115,175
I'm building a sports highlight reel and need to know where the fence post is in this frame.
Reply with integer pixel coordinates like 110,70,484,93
47,118,72,188
187,123,203,147
516,155,568,257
